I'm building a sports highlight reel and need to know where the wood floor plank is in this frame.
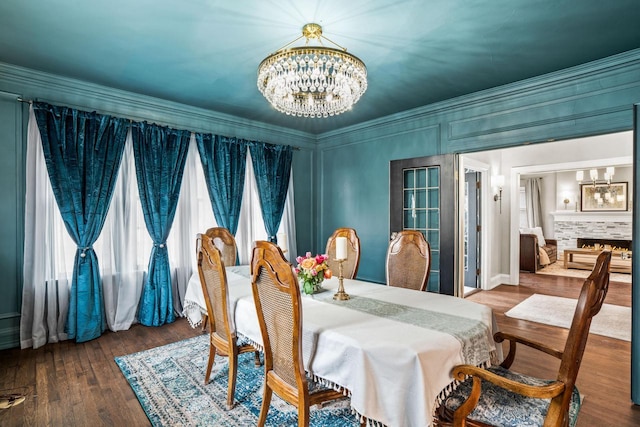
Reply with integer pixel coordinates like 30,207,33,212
467,273,638,427
0,273,638,426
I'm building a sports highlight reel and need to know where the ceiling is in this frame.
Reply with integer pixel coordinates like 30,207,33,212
1,1,639,135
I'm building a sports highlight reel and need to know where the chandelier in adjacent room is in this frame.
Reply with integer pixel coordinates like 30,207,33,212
257,23,367,118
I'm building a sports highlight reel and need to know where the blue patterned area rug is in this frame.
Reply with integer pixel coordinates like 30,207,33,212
115,334,358,426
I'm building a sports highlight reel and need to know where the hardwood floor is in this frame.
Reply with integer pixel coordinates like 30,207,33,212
467,272,639,427
0,272,638,426
0,319,199,426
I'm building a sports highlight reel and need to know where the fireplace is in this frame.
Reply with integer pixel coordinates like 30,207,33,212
576,237,632,250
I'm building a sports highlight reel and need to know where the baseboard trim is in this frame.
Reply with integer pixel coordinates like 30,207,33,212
488,273,513,289
0,325,20,350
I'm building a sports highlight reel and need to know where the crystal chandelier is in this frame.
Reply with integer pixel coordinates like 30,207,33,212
257,23,367,118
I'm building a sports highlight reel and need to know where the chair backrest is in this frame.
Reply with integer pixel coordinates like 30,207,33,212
386,230,431,291
549,250,611,423
197,233,235,342
325,228,361,279
205,227,237,267
250,241,307,395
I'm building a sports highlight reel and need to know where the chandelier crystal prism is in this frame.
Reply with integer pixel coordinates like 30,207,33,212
257,23,367,118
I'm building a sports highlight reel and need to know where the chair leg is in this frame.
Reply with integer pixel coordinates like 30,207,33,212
226,350,239,410
257,385,272,427
204,342,216,384
201,314,208,332
254,350,262,366
298,401,310,427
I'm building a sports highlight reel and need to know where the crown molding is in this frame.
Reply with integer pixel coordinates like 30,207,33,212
317,48,640,144
0,62,317,149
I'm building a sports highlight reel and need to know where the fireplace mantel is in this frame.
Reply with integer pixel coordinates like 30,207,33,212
551,210,632,223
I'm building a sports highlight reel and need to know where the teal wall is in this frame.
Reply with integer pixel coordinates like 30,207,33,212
0,91,24,349
315,49,640,284
316,124,441,282
0,49,639,350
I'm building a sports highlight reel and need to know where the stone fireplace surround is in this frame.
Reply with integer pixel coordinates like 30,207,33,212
551,211,632,255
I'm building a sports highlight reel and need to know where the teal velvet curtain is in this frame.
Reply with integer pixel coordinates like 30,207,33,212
131,122,190,326
195,133,247,235
33,102,129,343
249,142,293,242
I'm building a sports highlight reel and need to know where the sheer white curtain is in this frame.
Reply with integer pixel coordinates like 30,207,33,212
168,134,216,314
97,133,216,330
91,133,216,330
21,106,72,348
99,131,150,331
236,152,296,264
21,109,295,349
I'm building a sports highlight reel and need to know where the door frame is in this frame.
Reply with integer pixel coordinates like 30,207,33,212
459,156,490,293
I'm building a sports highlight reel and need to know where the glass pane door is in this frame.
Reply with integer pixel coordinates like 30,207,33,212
402,166,441,291
390,154,457,295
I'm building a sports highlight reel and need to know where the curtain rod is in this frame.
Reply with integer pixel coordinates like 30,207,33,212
17,97,33,104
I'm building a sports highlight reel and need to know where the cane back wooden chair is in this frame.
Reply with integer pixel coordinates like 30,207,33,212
250,240,346,427
198,227,238,330
436,250,612,427
197,233,261,410
204,227,238,266
386,230,431,291
325,227,361,279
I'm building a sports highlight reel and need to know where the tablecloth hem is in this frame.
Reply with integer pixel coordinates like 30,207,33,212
238,332,388,427
182,301,203,328
431,358,493,425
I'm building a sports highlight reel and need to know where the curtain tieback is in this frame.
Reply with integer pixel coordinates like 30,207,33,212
268,235,277,242
154,242,167,248
78,246,93,258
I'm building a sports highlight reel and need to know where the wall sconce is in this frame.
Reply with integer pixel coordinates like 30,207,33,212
589,168,598,186
606,166,615,178
575,170,584,183
491,175,505,214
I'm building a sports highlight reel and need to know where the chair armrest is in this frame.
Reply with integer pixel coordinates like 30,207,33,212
448,364,566,425
545,238,558,246
519,234,540,272
452,364,565,399
495,331,563,369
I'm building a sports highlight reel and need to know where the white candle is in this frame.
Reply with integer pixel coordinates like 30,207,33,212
336,236,347,260
277,232,287,252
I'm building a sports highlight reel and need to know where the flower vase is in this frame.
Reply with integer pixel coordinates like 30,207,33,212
301,279,324,295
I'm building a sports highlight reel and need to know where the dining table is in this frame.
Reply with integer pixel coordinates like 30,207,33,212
183,265,502,427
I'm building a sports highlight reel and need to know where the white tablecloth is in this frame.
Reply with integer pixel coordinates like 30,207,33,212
184,266,501,427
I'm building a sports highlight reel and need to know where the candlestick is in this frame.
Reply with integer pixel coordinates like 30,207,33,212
335,236,347,260
333,259,350,300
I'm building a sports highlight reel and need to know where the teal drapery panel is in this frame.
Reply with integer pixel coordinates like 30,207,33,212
249,142,293,242
131,122,190,326
195,133,248,235
33,101,129,343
